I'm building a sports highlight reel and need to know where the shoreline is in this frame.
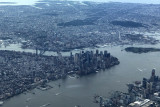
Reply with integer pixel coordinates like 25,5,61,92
0,49,119,101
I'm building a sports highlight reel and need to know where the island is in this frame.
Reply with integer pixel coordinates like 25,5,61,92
0,49,119,100
125,47,160,54
110,20,145,28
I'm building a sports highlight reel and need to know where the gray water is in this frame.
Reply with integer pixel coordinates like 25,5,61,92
1,43,160,107
0,1,160,107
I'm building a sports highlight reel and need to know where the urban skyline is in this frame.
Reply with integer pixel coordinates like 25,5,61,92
0,0,160,107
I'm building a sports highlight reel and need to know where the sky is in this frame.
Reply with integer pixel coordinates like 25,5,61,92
91,0,160,4
0,0,160,5
0,0,39,5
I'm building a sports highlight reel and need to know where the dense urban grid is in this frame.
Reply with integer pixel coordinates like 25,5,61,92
0,1,160,52
94,69,160,107
0,0,160,106
0,49,119,100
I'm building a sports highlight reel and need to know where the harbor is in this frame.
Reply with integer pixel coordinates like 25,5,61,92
1,43,160,107
0,0,160,106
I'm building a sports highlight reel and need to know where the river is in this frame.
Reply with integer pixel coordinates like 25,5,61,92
0,0,160,107
0,42,160,107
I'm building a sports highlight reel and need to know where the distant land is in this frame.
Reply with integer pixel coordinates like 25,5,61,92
1,0,160,6
110,21,145,28
0,0,159,52
58,18,96,27
0,2,16,4
125,47,160,53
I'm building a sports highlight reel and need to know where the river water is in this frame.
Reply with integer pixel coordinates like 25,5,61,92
0,1,160,107
1,42,160,107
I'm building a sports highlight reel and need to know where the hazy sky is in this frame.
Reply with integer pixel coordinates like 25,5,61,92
0,0,160,5
0,0,39,5
85,0,160,4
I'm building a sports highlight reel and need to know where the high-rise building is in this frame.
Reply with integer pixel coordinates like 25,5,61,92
150,69,156,82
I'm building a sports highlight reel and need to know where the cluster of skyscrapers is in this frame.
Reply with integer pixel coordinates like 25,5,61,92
69,50,119,75
95,69,160,107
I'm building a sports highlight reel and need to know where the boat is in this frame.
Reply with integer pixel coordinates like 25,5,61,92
137,68,143,72
0,101,3,106
26,98,31,102
69,75,76,79
135,81,141,85
39,103,50,107
75,105,81,107
55,92,62,96
96,71,99,73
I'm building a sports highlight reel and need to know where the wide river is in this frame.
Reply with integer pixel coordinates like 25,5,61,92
0,42,160,107
0,1,160,107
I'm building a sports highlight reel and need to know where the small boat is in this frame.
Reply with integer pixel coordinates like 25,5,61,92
0,101,3,106
55,92,62,96
137,68,143,72
69,75,76,79
75,105,81,107
26,98,31,102
40,103,50,107
135,81,141,85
